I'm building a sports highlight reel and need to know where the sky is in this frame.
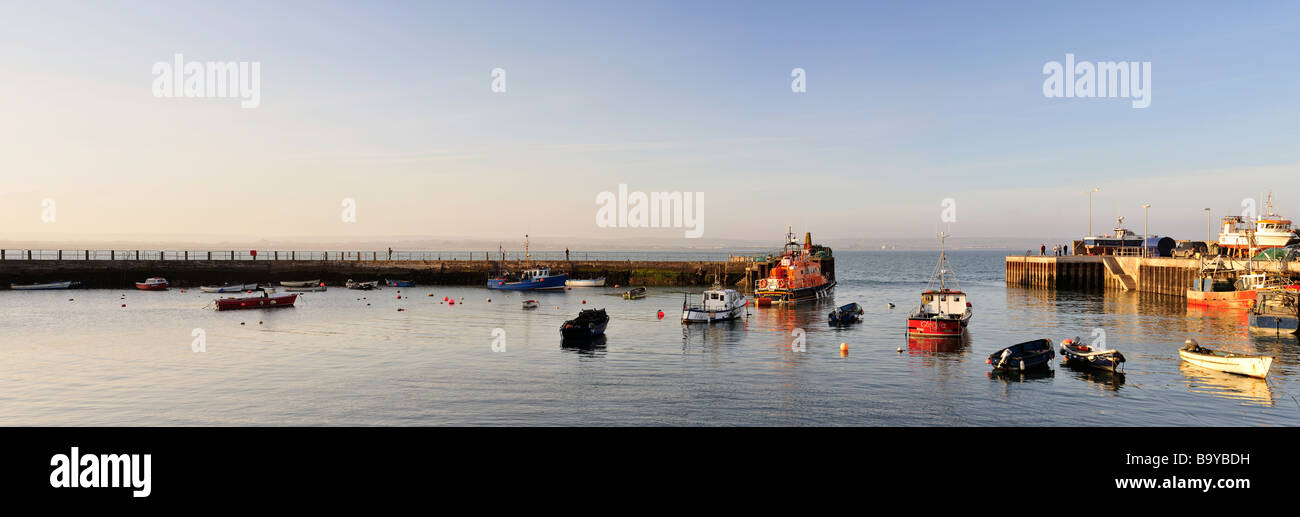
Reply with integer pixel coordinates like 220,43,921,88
1,0,1298,247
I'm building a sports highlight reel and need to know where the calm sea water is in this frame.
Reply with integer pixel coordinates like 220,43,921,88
1,250,1296,426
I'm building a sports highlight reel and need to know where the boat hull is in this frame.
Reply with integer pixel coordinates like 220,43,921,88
565,278,606,287
201,284,258,293
1060,346,1126,372
988,339,1055,371
10,281,74,290
279,280,320,288
1186,289,1255,308
134,282,169,291
1250,314,1299,333
282,285,327,292
214,294,298,311
682,305,746,323
755,281,835,304
1179,349,1272,378
488,274,568,290
906,317,967,336
385,279,414,287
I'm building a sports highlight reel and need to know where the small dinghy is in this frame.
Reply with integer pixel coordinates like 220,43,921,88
1179,339,1272,379
134,277,169,291
521,299,540,309
1059,337,1126,372
200,283,259,293
565,277,606,287
345,279,380,290
214,292,298,311
283,284,326,292
622,286,646,300
828,302,864,325
385,279,414,287
279,280,320,288
561,308,609,340
987,339,1055,372
10,281,75,290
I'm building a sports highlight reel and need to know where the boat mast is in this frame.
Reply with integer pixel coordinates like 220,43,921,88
926,228,961,292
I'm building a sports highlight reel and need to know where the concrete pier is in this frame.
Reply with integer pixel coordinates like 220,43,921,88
1006,255,1299,296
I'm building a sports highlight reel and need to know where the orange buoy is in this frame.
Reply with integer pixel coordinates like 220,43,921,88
657,310,664,320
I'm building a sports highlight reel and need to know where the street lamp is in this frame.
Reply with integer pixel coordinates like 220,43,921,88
1086,187,1101,237
1204,208,1212,243
1142,204,1151,257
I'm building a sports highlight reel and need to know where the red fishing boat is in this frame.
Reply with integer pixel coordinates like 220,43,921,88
214,292,298,311
134,277,169,290
754,228,835,305
907,232,972,336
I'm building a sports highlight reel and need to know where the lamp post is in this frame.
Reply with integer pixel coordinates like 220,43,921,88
1142,203,1151,257
1086,187,1101,237
1204,208,1212,243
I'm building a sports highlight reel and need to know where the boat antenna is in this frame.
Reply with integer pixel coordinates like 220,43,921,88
925,228,961,292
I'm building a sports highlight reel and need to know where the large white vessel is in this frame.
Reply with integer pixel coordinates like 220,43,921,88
1219,193,1299,254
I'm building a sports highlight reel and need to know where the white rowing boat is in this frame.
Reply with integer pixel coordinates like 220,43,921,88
1179,340,1273,379
10,281,74,290
279,280,320,288
201,283,260,293
283,285,327,292
565,277,606,287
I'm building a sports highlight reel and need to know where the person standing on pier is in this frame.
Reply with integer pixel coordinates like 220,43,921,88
565,248,570,261
1041,244,1046,256
387,247,393,260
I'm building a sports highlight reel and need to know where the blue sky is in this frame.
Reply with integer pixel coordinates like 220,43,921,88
1,0,1298,244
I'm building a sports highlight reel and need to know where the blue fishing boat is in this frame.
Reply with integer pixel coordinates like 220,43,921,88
385,279,415,287
1249,289,1299,334
487,267,568,290
828,302,864,325
987,339,1055,372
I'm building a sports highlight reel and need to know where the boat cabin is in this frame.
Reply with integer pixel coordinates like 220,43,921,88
696,289,743,311
920,289,967,316
520,268,553,280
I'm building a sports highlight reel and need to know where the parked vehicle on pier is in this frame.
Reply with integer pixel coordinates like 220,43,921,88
134,277,169,291
1171,241,1209,259
1059,337,1126,372
1179,339,1272,378
681,287,747,323
987,339,1055,372
828,302,864,325
487,267,568,290
560,308,609,340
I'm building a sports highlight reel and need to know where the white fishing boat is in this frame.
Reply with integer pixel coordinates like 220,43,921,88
200,283,259,293
1179,339,1273,379
10,281,75,290
681,287,747,323
279,280,321,288
565,277,606,287
1218,192,1299,254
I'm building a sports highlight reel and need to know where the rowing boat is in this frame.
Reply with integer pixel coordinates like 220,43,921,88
987,339,1055,372
1179,339,1272,378
10,281,75,290
201,283,259,293
279,280,320,288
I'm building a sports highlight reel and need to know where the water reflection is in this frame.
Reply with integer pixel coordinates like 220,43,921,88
1061,363,1126,391
988,368,1055,383
1178,362,1273,406
561,334,607,357
681,319,747,352
907,333,970,355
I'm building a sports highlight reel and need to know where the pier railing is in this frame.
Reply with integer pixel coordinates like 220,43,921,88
0,249,769,263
